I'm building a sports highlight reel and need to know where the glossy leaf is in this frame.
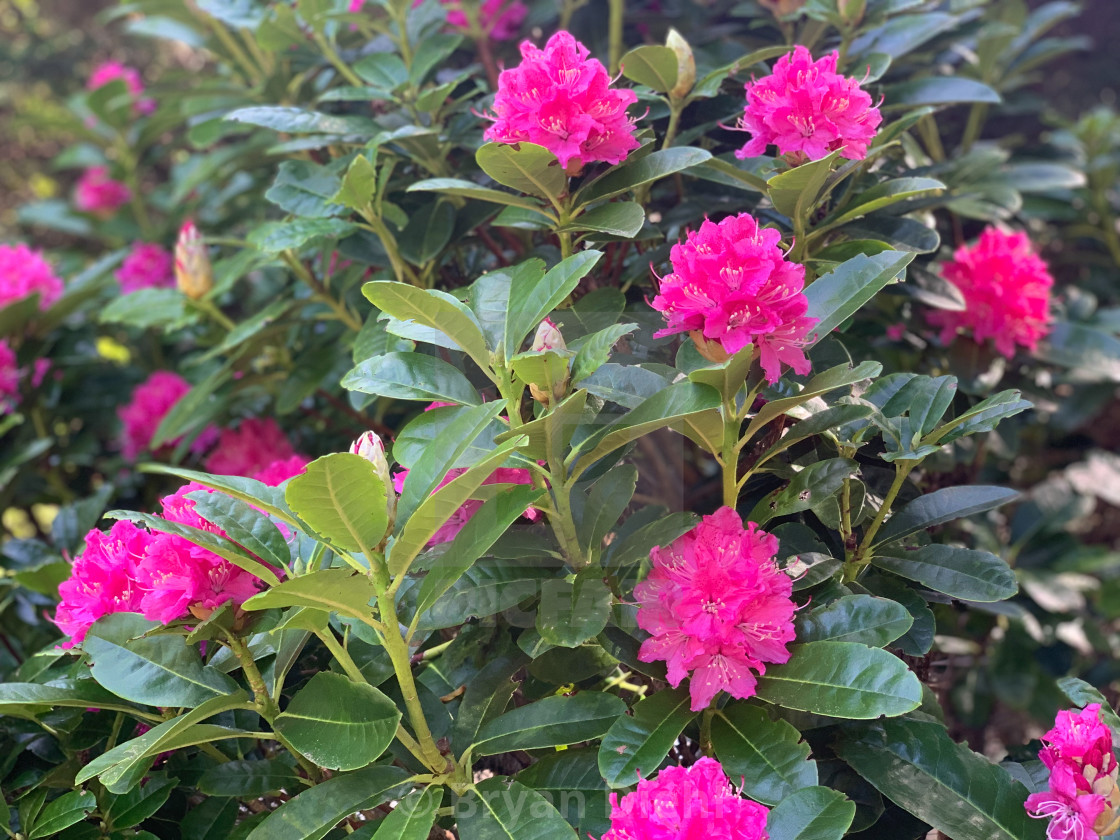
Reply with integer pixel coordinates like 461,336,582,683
796,594,913,647
873,545,1018,602
285,453,388,554
874,486,1020,545
342,350,481,405
198,760,302,798
711,704,817,806
455,779,578,840
472,692,625,755
599,688,696,787
103,774,176,831
28,791,96,839
476,142,566,201
619,45,679,91
766,786,855,840
516,749,610,835
578,148,712,203
505,251,603,359
768,150,841,220
242,568,379,629
882,77,1002,108
407,178,552,215
537,576,613,648
567,202,645,237
366,788,440,840
363,281,491,371
804,251,914,341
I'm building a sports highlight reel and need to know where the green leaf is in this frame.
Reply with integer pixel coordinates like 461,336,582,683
365,788,440,840
804,251,915,341
755,641,922,719
710,704,817,806
28,791,96,839
835,718,1043,840
1057,678,1120,737
101,288,191,329
472,692,625,755
537,576,613,648
476,142,566,201
407,178,552,215
742,361,882,443
397,201,455,265
619,45,679,91
567,202,645,238
505,251,603,359
494,388,589,461
0,680,150,720
226,106,377,135
393,404,503,470
881,77,1002,108
265,160,344,218
602,511,698,570
414,558,553,632
571,323,638,384
931,389,1032,445
198,760,302,798
578,148,712,203
766,786,855,840
84,613,240,708
767,150,841,219
827,178,945,226
874,486,1020,545
755,405,875,467
333,154,377,211
285,453,388,554
797,594,913,647
139,465,293,523
353,53,408,93
455,779,578,840
342,350,481,405
103,773,176,831
274,672,400,770
748,458,857,526
187,490,291,571
599,688,696,787
248,218,358,253
244,766,410,840
516,749,610,835
873,545,1018,602
242,568,379,629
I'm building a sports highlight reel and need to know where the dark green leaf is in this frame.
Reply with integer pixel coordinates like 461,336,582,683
365,788,440,840
711,704,817,806
537,576,613,648
873,545,1018,602
766,786,855,840
505,251,603,359
578,148,712,203
407,178,551,215
882,77,1001,108
768,151,841,220
198,760,302,798
567,202,646,237
804,251,914,341
797,594,913,647
103,774,175,831
599,688,696,787
28,791,96,839
455,779,578,840
874,486,1020,545
265,160,344,218
472,692,625,755
248,218,358,253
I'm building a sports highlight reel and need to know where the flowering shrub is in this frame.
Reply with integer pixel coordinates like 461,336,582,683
0,1,1118,839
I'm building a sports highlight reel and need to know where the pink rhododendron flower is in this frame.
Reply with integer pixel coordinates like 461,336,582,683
118,371,193,460
87,61,156,115
734,46,881,161
650,212,817,383
484,31,640,170
253,455,309,486
117,243,174,293
0,243,64,310
1040,704,1116,772
435,0,527,39
597,757,771,840
0,341,20,414
74,167,132,217
1027,761,1110,840
634,507,796,711
393,466,539,546
348,0,363,10
204,418,300,478
54,521,148,647
927,227,1054,358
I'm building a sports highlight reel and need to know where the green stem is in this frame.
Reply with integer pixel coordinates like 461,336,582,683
358,215,420,286
608,0,625,75
917,115,946,163
202,16,260,87
557,230,573,260
313,32,365,87
960,102,989,153
721,400,741,509
699,709,715,757
314,628,366,684
282,252,365,329
661,100,684,151
193,298,237,331
844,460,913,582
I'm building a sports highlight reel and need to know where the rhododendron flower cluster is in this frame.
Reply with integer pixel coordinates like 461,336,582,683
118,371,198,459
650,212,817,383
597,757,771,840
1026,704,1120,840
926,226,1054,358
0,243,64,310
204,418,302,478
484,31,639,170
74,166,132,216
87,61,156,115
436,0,527,39
635,507,796,711
0,341,21,414
117,243,174,293
735,46,881,161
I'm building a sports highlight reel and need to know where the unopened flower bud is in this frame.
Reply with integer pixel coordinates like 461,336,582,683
666,29,696,101
758,0,806,18
689,330,731,364
351,431,397,531
531,317,566,353
837,0,865,26
528,318,570,405
174,220,213,300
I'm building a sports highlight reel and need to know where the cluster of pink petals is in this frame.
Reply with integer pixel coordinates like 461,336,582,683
1026,704,1120,840
0,243,64,310
0,341,51,415
118,371,195,460
437,0,527,39
204,418,301,478
393,465,539,546
117,243,174,293
635,507,796,712
252,455,309,486
597,757,771,840
927,227,1054,358
74,167,132,216
735,46,881,161
87,61,156,115
484,31,640,169
54,467,298,646
650,212,817,383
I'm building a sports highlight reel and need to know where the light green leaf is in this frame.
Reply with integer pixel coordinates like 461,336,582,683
286,453,388,554
342,350,481,405
243,569,379,629
476,142,566,201
711,704,817,806
619,45,679,91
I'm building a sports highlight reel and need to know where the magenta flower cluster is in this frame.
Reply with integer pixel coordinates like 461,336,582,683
484,31,640,170
650,212,817,383
597,757,771,840
1026,704,1120,840
74,166,132,217
87,61,156,115
635,507,797,712
927,226,1054,358
117,243,174,293
0,243,64,310
735,46,882,161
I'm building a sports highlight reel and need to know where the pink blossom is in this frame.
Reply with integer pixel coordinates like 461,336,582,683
885,322,906,341
634,507,796,711
927,227,1054,358
735,46,881,161
1027,762,1107,840
0,341,20,414
253,455,309,486
0,243,64,310
650,212,817,383
348,0,363,10
393,465,539,546
484,31,639,170
433,0,527,39
117,243,174,293
74,167,132,217
118,371,192,460
1040,704,1116,774
54,521,148,647
87,61,156,115
204,418,299,478
597,757,771,840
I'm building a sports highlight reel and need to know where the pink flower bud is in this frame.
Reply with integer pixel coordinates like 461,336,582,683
665,29,695,101
175,221,213,300
351,431,396,532
531,318,566,352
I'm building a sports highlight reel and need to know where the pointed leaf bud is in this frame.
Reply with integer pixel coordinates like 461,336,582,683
666,29,696,101
174,220,213,300
522,318,570,405
351,431,397,534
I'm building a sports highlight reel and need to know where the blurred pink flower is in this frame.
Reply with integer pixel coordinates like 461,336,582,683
117,243,174,293
0,341,20,414
436,0,527,39
253,455,310,486
735,46,881,161
204,418,299,478
484,31,639,170
927,227,1054,358
118,371,193,460
885,322,906,341
348,0,364,10
0,243,64,310
74,167,132,217
597,757,771,840
635,507,797,711
650,212,817,383
87,61,156,115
